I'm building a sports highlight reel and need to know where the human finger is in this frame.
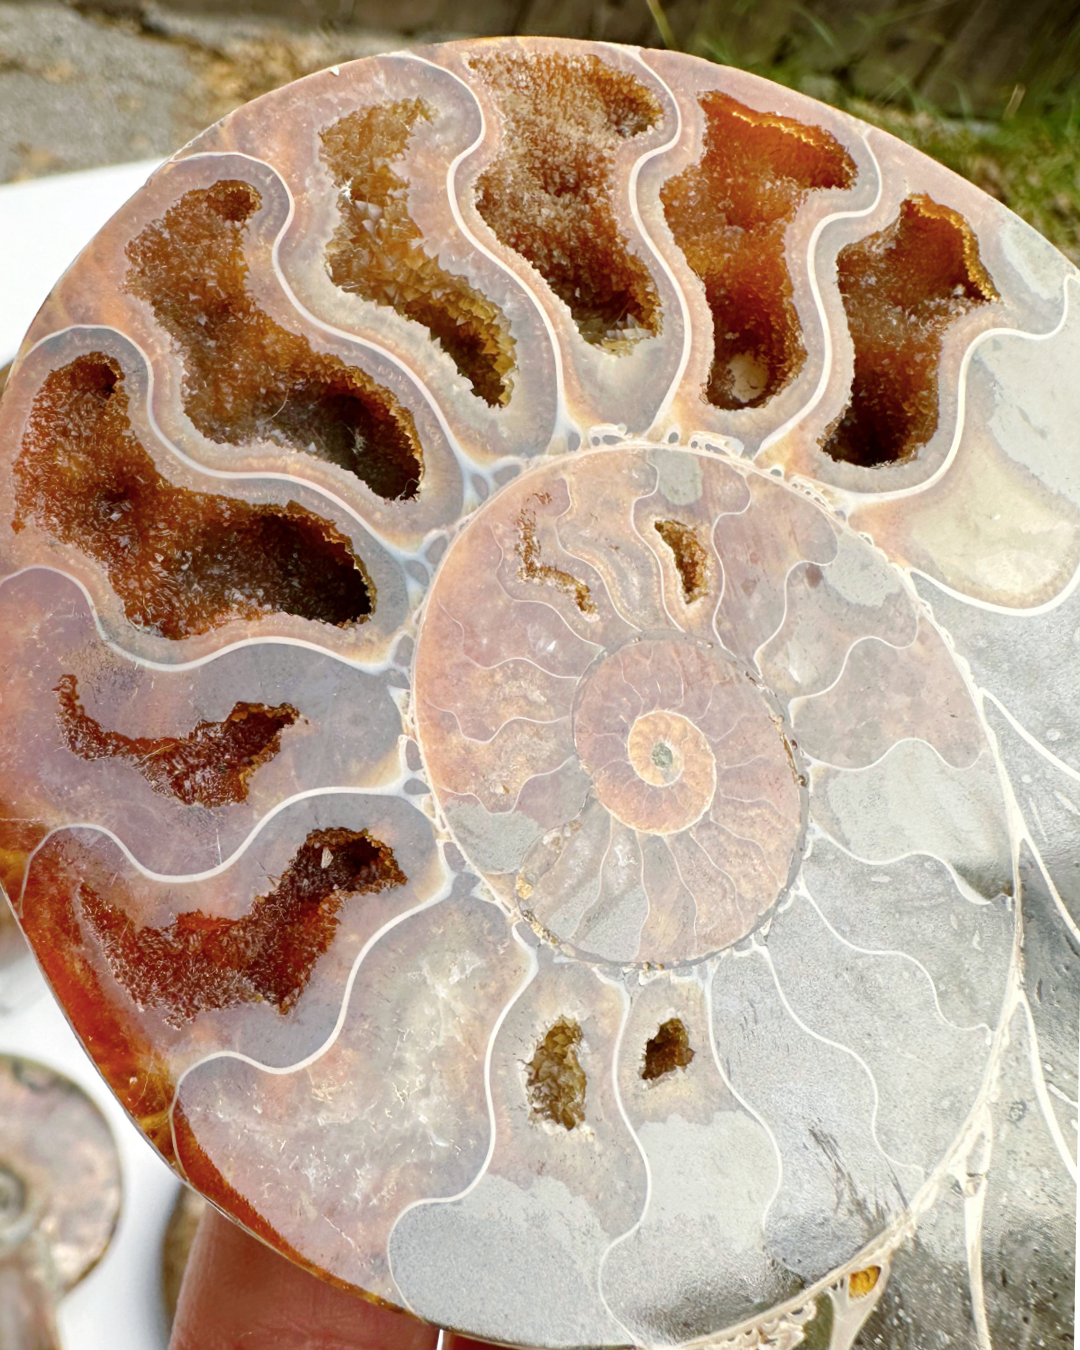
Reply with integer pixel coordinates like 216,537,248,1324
170,1205,441,1350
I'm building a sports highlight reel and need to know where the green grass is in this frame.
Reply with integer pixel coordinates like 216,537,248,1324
845,98,1080,265
689,18,1080,265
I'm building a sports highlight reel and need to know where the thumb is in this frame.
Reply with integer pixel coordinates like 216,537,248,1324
170,1205,441,1350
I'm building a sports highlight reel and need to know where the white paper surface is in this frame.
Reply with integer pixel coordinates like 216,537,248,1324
0,159,161,365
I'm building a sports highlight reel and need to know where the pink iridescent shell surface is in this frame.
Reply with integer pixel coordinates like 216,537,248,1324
0,37,1076,1349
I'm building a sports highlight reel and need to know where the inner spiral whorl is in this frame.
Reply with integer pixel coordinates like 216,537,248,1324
575,645,722,836
415,445,810,966
629,712,706,792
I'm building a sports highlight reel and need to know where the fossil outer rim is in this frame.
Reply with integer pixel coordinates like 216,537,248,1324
0,35,1073,1350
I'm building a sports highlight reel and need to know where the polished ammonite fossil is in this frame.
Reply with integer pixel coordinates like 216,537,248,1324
0,37,1076,1350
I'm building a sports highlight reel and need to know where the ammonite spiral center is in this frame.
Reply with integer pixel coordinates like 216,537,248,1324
624,707,711,803
415,445,808,966
574,638,793,852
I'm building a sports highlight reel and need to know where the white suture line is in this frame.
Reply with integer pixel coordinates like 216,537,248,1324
17,784,414,893
630,465,689,636
983,690,1080,789
714,781,797,809
665,834,701,905
708,562,730,656
0,564,403,675
669,834,721,937
914,546,1080,618
613,46,694,434
690,823,767,892
1053,789,1080,819
1027,790,1053,844
425,501,605,686
635,831,659,955
419,694,571,746
168,879,457,1126
999,786,1080,950
199,142,482,478
566,815,617,948
701,712,766,767
800,883,992,1037
489,527,605,653
434,598,582,681
1019,991,1079,1183
760,945,926,1188
708,481,754,647
394,51,577,444
785,620,924,721
751,541,848,673
805,828,995,908
593,970,651,1345
906,564,1064,1158
384,927,539,1310
704,961,785,1229
748,556,805,675
757,131,885,458
455,644,583,682
841,269,1078,509
912,515,1080,618
23,320,426,565
799,732,990,779
552,488,642,637
505,752,579,816
1047,1081,1079,1109
710,477,839,671
944,623,1080,1067
961,1124,994,1350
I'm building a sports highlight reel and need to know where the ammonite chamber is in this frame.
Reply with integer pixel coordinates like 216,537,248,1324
0,37,1076,1349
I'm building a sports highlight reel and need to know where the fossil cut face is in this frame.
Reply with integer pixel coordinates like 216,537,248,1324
0,37,1076,1350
